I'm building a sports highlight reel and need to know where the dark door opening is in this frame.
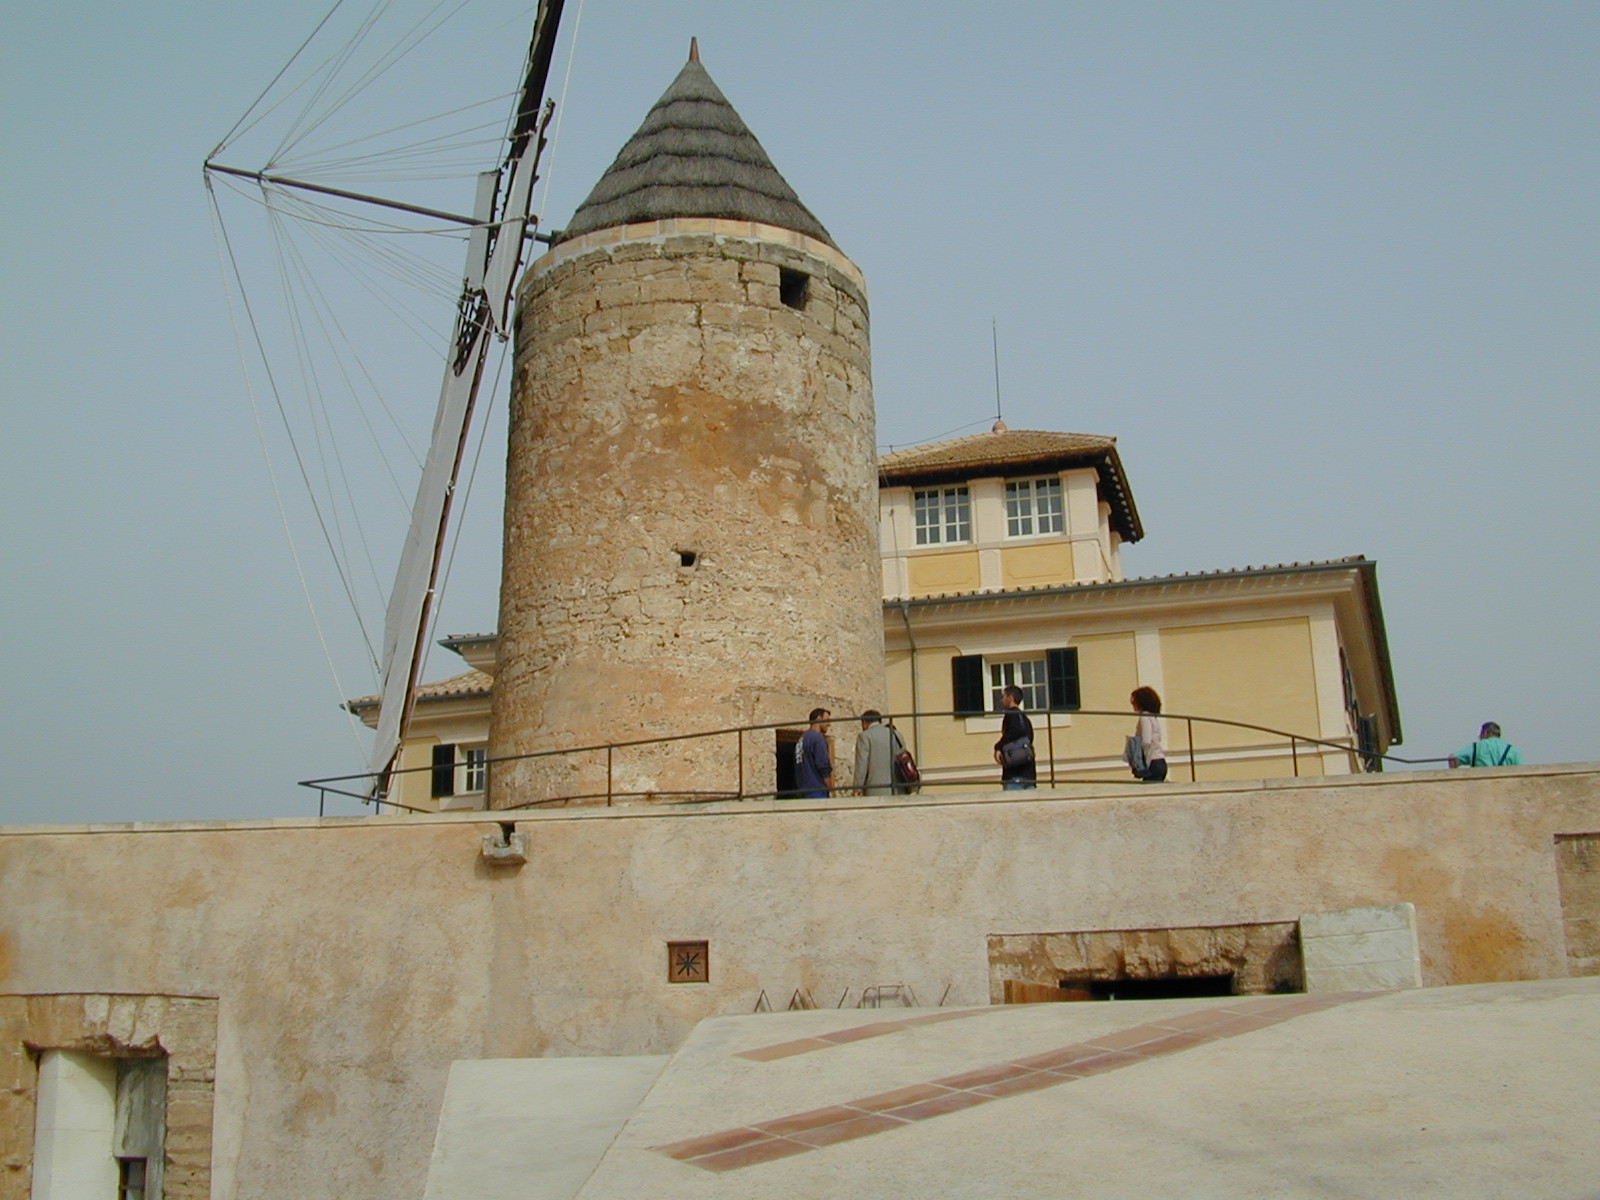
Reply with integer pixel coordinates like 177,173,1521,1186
775,729,800,798
1076,974,1236,1001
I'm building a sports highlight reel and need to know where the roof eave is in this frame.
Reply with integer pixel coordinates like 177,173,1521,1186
879,446,1144,544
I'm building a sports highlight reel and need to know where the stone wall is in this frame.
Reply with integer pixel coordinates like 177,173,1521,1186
490,220,883,806
988,922,1304,1002
1556,832,1600,976
2,764,1595,1200
0,994,215,1200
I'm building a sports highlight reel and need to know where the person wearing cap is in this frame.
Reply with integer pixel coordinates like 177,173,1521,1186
1449,722,1523,768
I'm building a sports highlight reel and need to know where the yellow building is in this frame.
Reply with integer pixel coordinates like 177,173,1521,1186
878,425,1398,788
350,424,1398,810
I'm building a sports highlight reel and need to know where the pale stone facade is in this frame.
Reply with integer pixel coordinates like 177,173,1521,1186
489,220,883,807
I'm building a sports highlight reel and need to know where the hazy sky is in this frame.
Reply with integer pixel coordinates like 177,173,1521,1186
3,1,1595,825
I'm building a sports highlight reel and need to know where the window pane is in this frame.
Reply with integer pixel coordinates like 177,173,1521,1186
989,662,1013,711
462,747,487,793
1005,481,1033,537
915,487,971,545
1036,478,1063,533
988,657,1048,711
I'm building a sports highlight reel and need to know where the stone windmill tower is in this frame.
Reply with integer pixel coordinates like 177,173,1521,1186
487,43,883,806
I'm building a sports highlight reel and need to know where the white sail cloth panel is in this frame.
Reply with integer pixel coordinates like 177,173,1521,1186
365,147,533,790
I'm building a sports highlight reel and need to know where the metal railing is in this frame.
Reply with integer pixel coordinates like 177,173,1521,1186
299,708,1450,816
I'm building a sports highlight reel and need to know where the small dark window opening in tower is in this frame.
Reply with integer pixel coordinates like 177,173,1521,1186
779,268,809,310
677,549,699,568
1076,974,1236,1001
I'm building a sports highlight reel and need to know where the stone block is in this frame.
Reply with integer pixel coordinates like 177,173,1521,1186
130,995,168,1047
740,260,780,286
24,997,75,1047
610,241,662,262
590,260,645,283
1166,925,1218,972
745,281,781,308
1301,903,1416,939
1300,903,1422,991
592,280,642,308
1120,928,1173,977
1301,961,1415,992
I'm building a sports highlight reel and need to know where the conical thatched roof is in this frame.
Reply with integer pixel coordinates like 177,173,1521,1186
557,49,835,247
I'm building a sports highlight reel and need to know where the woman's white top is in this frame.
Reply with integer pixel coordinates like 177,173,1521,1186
1138,713,1166,761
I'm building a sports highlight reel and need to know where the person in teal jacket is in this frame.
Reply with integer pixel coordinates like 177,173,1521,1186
1450,722,1522,768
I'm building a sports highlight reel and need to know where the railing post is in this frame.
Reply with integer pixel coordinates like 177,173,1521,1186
1291,737,1299,776
1186,717,1197,782
737,727,745,799
606,744,613,806
1047,711,1056,786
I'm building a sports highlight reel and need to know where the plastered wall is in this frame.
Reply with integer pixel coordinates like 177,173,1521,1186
2,764,1595,1200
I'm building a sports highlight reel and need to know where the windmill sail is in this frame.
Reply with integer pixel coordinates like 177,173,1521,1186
365,0,566,795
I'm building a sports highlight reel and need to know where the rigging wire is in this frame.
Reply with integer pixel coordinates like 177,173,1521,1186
264,196,423,570
209,0,577,742
212,0,352,157
532,0,585,207
270,1,394,165
211,173,466,239
264,198,391,641
206,181,374,763
274,2,535,172
271,90,516,174
276,0,475,165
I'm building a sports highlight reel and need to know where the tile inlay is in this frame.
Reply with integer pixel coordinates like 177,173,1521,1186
656,992,1390,1172
735,1007,993,1061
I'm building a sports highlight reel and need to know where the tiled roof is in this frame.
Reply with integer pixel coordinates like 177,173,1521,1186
879,428,1116,475
438,633,496,649
878,428,1142,543
890,555,1398,740
345,669,492,714
892,556,1373,606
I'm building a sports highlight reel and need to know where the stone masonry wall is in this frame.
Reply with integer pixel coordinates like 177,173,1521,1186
490,224,883,806
0,994,216,1200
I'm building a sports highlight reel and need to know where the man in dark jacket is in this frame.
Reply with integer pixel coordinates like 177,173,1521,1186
795,708,833,797
994,686,1036,790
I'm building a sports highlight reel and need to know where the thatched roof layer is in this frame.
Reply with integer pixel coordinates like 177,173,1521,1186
558,57,835,247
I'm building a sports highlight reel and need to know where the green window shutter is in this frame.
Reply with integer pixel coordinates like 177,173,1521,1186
952,655,985,717
1046,647,1080,711
431,744,457,797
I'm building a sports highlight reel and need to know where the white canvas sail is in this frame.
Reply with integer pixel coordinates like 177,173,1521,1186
365,0,566,795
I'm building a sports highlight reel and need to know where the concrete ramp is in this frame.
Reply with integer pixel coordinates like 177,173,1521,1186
422,1056,667,1200
571,978,1600,1199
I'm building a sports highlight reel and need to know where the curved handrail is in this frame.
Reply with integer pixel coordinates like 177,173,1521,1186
299,707,1448,814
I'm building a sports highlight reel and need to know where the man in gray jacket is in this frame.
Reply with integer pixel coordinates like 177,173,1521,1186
853,711,902,796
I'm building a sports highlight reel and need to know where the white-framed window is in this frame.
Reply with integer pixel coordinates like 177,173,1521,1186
1005,477,1064,537
989,657,1049,712
461,745,488,793
432,743,489,798
913,486,971,545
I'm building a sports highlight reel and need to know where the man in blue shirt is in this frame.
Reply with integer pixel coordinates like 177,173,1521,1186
1450,722,1523,768
795,708,833,798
